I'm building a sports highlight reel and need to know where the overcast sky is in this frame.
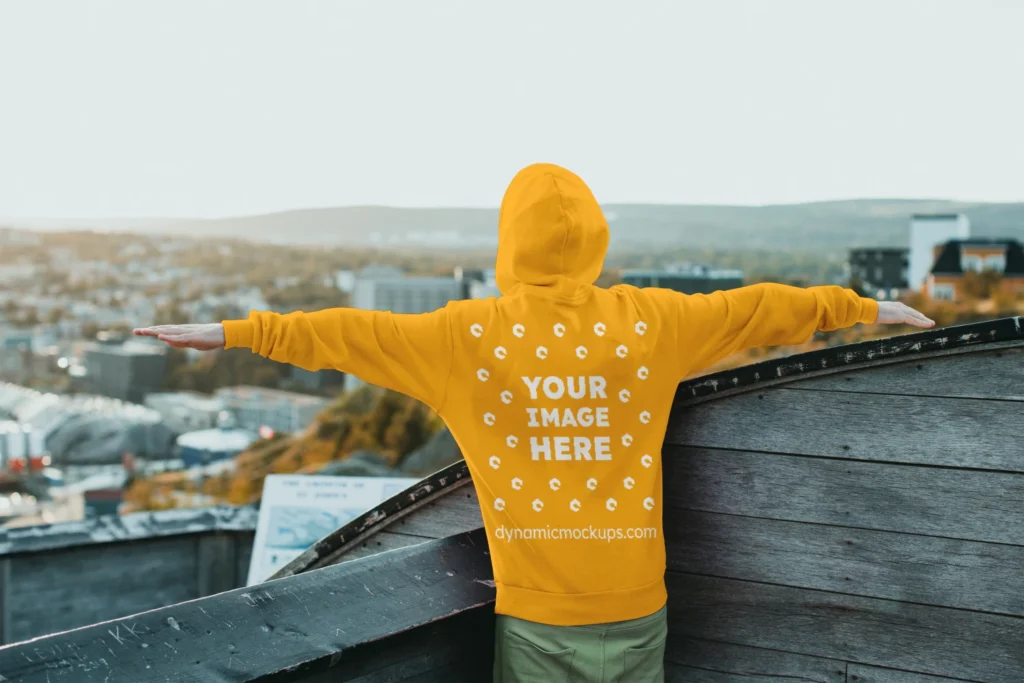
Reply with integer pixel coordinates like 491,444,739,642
1,0,1022,219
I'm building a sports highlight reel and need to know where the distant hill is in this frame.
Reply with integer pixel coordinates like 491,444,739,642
7,199,1024,251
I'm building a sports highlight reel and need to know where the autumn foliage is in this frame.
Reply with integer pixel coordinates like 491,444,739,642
122,385,443,511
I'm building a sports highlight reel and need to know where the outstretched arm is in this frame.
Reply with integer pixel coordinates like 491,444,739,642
669,284,931,376
135,306,455,412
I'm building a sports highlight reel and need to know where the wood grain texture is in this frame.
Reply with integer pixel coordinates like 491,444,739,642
390,488,483,539
197,533,239,598
665,636,845,682
340,530,432,562
664,446,1024,545
6,536,200,644
667,573,1024,682
673,317,1023,406
0,505,257,556
0,529,495,683
298,608,493,683
788,347,1024,401
846,664,976,683
666,509,1024,616
667,388,1024,472
0,559,10,646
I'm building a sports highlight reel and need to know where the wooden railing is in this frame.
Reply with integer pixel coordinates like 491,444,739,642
0,505,257,645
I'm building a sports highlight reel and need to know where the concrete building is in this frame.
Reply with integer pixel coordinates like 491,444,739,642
83,342,167,404
351,267,465,314
621,264,744,295
288,366,346,393
144,391,227,433
909,213,970,291
214,386,328,435
456,267,502,299
335,269,356,293
848,248,909,300
175,427,258,468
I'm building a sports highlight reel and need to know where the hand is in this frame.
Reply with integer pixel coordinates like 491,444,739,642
133,323,226,350
874,301,935,328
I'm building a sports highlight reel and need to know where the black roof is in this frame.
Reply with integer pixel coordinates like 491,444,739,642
912,213,964,220
930,239,1024,276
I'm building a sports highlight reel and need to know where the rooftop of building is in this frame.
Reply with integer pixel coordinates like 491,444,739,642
849,247,909,254
931,238,1024,275
622,264,744,279
176,428,259,452
911,213,967,221
214,385,329,404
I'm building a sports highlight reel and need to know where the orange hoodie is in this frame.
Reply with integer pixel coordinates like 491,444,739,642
222,163,878,626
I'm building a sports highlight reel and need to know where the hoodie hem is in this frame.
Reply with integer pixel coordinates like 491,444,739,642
493,579,668,627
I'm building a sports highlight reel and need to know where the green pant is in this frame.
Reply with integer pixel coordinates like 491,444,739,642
493,606,667,683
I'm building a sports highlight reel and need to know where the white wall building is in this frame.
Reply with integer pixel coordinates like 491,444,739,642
214,386,328,435
908,213,970,291
335,269,356,293
351,269,464,315
144,391,227,433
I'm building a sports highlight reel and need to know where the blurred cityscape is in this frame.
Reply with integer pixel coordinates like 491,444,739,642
0,209,1022,529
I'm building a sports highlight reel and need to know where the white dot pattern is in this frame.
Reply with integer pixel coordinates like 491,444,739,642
466,315,662,523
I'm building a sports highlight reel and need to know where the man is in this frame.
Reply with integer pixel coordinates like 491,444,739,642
136,163,933,682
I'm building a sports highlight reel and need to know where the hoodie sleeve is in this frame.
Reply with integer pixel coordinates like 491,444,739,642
221,307,454,412
668,283,878,377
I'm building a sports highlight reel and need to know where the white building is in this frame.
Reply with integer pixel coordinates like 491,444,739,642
335,269,356,293
908,213,970,291
214,386,328,435
351,268,464,315
144,391,227,433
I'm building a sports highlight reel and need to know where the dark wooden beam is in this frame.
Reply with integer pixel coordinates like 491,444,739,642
663,446,1024,545
0,529,494,683
0,505,257,557
673,316,1023,406
667,572,1024,682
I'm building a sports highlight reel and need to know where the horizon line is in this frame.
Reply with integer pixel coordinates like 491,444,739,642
2,195,1021,227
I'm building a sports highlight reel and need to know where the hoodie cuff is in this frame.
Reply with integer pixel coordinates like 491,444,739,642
222,317,256,350
858,297,879,325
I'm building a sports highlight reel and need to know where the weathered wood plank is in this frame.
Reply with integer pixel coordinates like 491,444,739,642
6,537,200,644
0,529,495,683
196,533,238,597
789,347,1024,401
666,509,1024,616
298,608,493,682
665,636,846,682
235,531,255,586
664,446,1024,545
0,559,10,645
668,389,1024,472
340,530,431,563
667,573,1024,682
0,505,258,557
674,317,1023,405
847,664,975,682
392,488,483,539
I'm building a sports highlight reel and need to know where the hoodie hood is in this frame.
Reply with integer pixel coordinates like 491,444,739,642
495,163,609,297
